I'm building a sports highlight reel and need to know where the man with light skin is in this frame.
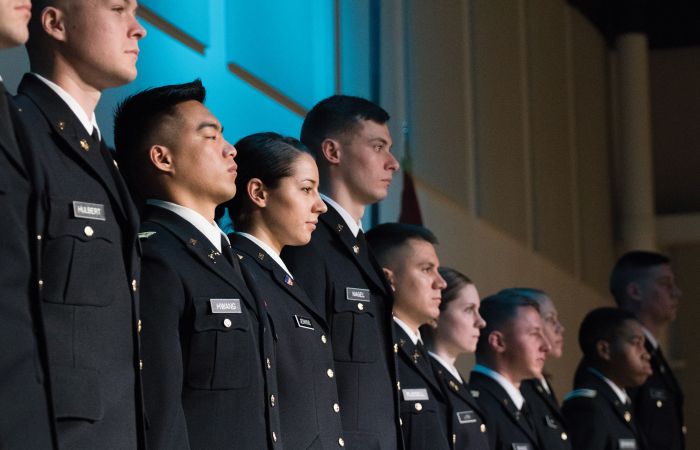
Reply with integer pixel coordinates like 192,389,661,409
610,251,685,450
366,223,450,449
282,95,402,449
0,1,55,448
13,1,147,447
469,291,551,450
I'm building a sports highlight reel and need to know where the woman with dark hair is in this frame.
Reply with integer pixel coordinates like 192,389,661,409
422,267,490,450
224,132,345,449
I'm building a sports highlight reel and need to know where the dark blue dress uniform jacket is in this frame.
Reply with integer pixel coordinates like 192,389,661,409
0,81,54,449
231,233,345,449
630,342,685,450
520,378,571,450
138,206,272,449
282,203,402,450
394,325,450,450
14,74,145,449
562,365,646,450
429,356,490,450
469,371,541,450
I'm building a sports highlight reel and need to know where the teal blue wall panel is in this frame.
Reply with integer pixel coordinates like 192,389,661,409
140,0,211,46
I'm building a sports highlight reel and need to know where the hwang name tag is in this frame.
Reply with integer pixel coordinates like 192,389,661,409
402,388,429,401
456,410,477,424
346,287,370,302
294,315,314,330
73,201,106,221
210,298,242,314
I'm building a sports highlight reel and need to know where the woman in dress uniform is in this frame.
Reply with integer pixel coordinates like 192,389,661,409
224,132,346,449
422,267,490,450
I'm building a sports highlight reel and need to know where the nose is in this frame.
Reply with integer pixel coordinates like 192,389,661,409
475,311,486,329
557,321,565,335
224,142,236,158
386,151,400,172
314,193,328,214
435,272,447,290
541,335,552,353
130,15,147,40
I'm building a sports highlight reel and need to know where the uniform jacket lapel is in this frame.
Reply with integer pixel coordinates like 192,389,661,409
395,325,443,395
583,369,639,436
438,365,486,418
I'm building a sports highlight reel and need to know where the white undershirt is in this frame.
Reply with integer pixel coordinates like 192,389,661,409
147,200,227,252
31,73,101,140
393,316,422,346
587,367,631,405
473,363,525,410
642,327,659,350
236,232,293,278
321,194,362,237
429,351,463,383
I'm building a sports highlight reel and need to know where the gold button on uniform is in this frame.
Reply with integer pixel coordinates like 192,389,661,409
139,360,143,370
84,226,94,237
452,434,456,444
333,403,340,413
327,369,334,378
393,343,398,353
480,424,487,433
624,411,631,422
132,279,137,292
414,402,423,411
272,431,277,442
397,381,401,391
357,303,364,311
338,437,345,447
321,334,327,344
266,358,272,369
270,395,276,407
561,432,568,441
137,320,142,333
223,318,232,328
38,279,44,289
656,400,663,408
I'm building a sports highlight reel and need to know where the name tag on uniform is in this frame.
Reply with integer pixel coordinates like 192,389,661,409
210,298,242,314
73,201,106,221
512,444,531,450
618,438,637,449
649,388,668,400
456,410,477,424
294,315,314,330
402,388,429,401
346,287,370,302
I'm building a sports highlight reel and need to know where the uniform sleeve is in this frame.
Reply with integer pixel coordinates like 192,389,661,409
561,398,609,450
140,249,191,450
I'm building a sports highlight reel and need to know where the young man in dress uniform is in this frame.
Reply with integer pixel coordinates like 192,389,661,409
281,95,402,449
0,1,55,447
366,223,450,450
562,307,652,450
114,80,276,449
469,291,551,450
610,251,686,450
13,1,146,447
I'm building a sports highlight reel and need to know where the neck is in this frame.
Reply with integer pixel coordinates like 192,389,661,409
432,340,459,366
636,312,663,338
394,311,421,337
486,358,524,389
242,220,283,255
37,63,101,117
323,181,365,224
164,190,216,223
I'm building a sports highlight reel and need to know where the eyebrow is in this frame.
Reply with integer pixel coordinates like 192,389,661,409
197,122,222,133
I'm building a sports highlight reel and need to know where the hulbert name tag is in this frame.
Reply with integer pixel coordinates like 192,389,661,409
512,444,531,450
456,410,477,424
72,201,106,221
402,388,429,401
210,298,242,314
618,439,637,450
294,315,314,330
346,287,370,302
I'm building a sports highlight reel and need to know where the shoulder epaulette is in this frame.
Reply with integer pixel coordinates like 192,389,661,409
138,231,157,240
564,388,597,401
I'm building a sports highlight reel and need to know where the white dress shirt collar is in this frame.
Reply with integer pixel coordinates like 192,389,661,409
539,376,552,394
147,200,225,252
642,327,659,350
473,363,526,410
587,367,631,405
393,316,422,346
236,232,293,278
321,193,362,237
429,351,463,383
31,72,100,140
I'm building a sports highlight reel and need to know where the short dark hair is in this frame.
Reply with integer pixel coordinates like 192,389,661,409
498,287,548,307
222,132,313,231
300,95,390,158
475,291,539,357
438,267,473,312
609,251,670,305
578,307,638,364
114,79,206,205
365,222,438,268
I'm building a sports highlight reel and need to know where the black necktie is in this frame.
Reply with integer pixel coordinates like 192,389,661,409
520,401,537,435
91,127,100,145
220,234,235,265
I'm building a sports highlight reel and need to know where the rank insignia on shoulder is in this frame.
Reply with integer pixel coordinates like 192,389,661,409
189,238,198,246
138,231,157,239
564,388,597,401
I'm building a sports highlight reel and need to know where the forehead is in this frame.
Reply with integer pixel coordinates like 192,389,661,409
173,100,218,126
647,263,674,280
289,153,318,178
615,319,644,341
511,306,542,329
351,119,391,142
403,238,439,263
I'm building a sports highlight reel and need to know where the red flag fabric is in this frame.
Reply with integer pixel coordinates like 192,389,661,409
398,170,423,225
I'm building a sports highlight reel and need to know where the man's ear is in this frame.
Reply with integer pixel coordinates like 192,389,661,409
247,178,268,208
625,281,644,303
149,145,173,173
596,339,612,362
488,330,506,353
40,7,68,42
320,138,341,165
382,267,395,292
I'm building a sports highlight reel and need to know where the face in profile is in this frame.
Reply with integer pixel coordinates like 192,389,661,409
166,100,237,206
337,119,399,205
390,239,446,330
538,296,564,359
49,0,146,89
257,153,327,249
502,306,550,381
608,319,652,387
0,0,31,49
434,283,486,355
638,264,682,324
